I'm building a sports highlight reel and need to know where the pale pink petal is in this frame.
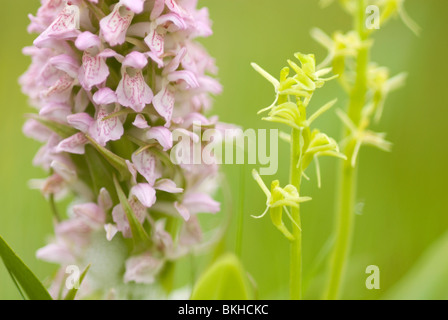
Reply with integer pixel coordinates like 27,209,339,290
151,0,165,20
174,128,200,143
124,253,163,284
93,87,117,105
67,113,94,132
99,3,134,46
144,23,165,59
97,48,120,59
183,193,220,215
120,0,146,14
116,68,153,112
147,126,173,150
29,174,66,198
23,119,52,143
112,204,131,238
130,183,156,208
49,54,80,78
55,218,91,245
156,13,187,31
122,51,148,69
36,243,76,264
198,76,223,95
74,89,89,113
154,179,183,193
145,51,164,68
182,112,212,128
75,31,101,51
165,0,189,18
163,47,186,75
128,196,148,224
88,106,124,146
73,202,106,228
154,220,174,254
56,132,88,154
112,196,148,238
174,201,190,221
132,149,161,185
79,51,110,90
34,4,80,47
192,8,213,37
179,216,202,246
43,73,76,103
50,158,77,182
152,86,174,123
132,114,150,128
98,187,113,211
167,70,199,89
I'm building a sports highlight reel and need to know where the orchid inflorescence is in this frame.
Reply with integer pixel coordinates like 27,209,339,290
20,0,227,299
251,53,346,241
311,0,413,167
318,0,417,299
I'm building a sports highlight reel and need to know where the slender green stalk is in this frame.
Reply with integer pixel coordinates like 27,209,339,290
325,0,370,300
289,128,303,300
252,53,342,301
325,145,357,299
235,162,246,258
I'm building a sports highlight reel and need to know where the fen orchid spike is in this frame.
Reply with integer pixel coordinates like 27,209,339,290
320,0,418,300
251,51,344,300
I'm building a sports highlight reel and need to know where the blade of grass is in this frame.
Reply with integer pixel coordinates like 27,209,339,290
0,235,52,300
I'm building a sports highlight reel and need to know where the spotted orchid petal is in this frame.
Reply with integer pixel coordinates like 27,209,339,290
132,114,150,129
100,3,134,46
56,132,88,154
34,4,80,47
154,179,183,193
121,0,147,14
147,126,173,150
132,149,161,185
130,183,156,208
88,105,124,146
152,85,175,124
116,52,153,112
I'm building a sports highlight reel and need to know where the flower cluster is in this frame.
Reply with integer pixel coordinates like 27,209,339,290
311,0,413,167
251,53,345,240
21,0,225,298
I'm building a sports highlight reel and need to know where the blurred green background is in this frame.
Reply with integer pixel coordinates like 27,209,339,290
1,0,447,299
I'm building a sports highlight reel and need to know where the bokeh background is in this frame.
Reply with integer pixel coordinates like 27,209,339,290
1,0,447,299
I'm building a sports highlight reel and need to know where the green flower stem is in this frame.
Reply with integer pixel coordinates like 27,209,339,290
289,127,303,300
325,0,370,300
325,143,358,299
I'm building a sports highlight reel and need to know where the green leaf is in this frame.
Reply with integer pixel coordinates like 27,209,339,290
384,231,448,300
0,235,52,300
191,253,254,300
86,135,131,181
113,175,152,253
27,114,77,139
64,264,91,300
84,145,117,202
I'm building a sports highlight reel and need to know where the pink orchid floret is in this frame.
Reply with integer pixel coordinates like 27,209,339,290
21,0,225,298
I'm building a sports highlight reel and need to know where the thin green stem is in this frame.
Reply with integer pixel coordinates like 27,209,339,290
289,128,303,300
325,143,358,299
235,162,246,258
325,0,369,300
